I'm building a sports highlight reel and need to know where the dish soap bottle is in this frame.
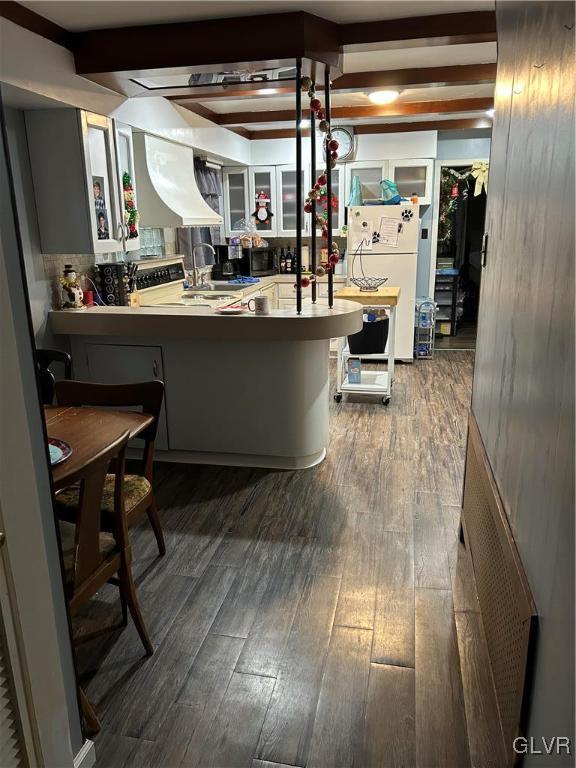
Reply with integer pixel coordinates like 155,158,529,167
279,247,286,274
285,247,293,274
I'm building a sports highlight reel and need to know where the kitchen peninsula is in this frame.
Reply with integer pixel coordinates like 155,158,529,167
50,286,362,469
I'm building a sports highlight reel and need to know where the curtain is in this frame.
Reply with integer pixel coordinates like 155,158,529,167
176,159,223,267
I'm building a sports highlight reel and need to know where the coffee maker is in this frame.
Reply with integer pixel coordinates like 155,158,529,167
212,244,243,281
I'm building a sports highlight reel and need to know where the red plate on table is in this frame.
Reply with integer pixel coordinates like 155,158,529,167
48,437,73,466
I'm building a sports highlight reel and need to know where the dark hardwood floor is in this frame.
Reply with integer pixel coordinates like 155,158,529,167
74,352,499,768
435,321,477,350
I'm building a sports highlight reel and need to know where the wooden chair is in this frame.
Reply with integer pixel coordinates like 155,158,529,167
36,348,72,404
54,380,166,556
57,430,153,733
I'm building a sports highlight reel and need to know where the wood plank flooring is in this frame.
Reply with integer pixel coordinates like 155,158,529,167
72,351,500,767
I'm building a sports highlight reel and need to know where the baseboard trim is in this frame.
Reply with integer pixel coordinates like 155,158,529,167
74,740,95,768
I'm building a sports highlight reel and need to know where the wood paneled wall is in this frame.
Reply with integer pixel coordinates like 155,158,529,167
472,1,574,762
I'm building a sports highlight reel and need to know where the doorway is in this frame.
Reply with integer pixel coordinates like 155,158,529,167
429,160,489,350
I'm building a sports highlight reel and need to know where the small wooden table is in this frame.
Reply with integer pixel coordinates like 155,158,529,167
334,285,401,307
44,406,153,490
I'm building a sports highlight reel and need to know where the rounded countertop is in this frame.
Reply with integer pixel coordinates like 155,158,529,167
49,298,364,342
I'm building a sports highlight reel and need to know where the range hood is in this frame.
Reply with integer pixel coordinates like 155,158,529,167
133,133,222,228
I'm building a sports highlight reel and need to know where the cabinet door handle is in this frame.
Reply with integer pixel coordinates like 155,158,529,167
481,232,489,268
153,360,159,378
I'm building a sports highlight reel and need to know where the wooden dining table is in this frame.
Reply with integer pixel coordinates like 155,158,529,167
44,406,154,490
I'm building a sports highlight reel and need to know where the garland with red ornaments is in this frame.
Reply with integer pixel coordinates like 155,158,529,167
300,76,341,286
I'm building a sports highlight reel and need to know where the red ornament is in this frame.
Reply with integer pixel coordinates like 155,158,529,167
329,252,340,265
301,276,311,288
331,151,339,161
314,182,321,191
304,201,312,213
317,174,327,186
328,138,339,151
310,98,322,112
316,109,325,121
450,184,459,198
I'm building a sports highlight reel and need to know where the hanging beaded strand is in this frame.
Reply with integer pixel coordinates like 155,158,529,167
299,74,340,296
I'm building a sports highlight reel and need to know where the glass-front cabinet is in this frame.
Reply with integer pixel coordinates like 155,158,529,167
388,159,434,204
248,166,277,237
223,168,250,236
25,109,138,254
344,161,390,205
276,165,310,237
81,111,125,253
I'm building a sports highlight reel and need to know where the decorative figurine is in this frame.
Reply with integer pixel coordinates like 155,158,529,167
252,190,274,227
58,264,84,310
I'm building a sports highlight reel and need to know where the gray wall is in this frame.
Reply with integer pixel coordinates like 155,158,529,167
416,203,433,298
1,99,83,760
436,136,492,161
472,2,574,763
4,108,55,347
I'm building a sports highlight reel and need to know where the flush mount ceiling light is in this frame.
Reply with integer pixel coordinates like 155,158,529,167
368,90,400,105
486,108,495,117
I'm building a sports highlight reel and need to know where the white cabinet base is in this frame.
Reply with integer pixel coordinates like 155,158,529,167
152,447,326,471
68,335,331,470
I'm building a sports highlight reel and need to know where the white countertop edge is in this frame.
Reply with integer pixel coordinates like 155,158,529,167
49,298,364,342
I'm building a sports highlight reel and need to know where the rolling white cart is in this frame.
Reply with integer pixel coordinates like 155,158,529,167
333,286,400,406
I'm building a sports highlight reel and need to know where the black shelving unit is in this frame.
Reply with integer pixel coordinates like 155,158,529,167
434,269,459,336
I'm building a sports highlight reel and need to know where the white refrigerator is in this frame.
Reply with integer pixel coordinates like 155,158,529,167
347,204,419,361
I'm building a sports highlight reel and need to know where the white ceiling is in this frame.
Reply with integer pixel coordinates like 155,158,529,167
21,0,494,32
202,83,494,114
343,41,497,73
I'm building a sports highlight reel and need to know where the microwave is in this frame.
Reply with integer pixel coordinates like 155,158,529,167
240,247,276,276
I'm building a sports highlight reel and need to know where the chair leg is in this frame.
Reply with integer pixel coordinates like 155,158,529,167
119,561,154,656
146,498,166,556
79,687,101,734
119,586,128,627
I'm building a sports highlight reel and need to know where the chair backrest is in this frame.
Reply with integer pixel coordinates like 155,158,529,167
65,430,130,592
36,348,72,405
55,380,165,478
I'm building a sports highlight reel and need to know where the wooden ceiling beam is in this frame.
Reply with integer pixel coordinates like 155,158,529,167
248,118,492,140
339,11,497,47
72,12,340,75
215,98,494,125
332,63,497,92
168,63,496,103
0,0,70,47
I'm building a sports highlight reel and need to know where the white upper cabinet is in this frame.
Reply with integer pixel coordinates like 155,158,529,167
25,109,137,254
388,158,434,204
114,121,140,252
344,161,390,206
248,166,277,237
222,168,250,236
276,164,310,237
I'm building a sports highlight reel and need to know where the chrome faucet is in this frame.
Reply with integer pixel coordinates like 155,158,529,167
190,243,216,288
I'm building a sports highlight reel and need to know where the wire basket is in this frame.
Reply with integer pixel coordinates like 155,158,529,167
350,276,388,292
